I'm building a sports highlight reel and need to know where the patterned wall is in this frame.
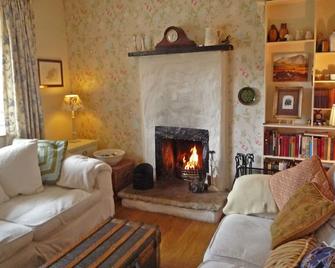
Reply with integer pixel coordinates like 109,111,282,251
64,0,265,172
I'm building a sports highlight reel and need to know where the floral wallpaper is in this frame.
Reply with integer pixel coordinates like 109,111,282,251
63,0,265,176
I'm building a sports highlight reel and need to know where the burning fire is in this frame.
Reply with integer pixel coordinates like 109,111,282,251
183,146,199,170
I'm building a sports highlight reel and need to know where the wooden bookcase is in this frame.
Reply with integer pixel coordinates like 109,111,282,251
264,0,335,168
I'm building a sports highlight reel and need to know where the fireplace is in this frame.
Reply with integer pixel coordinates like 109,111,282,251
155,126,209,181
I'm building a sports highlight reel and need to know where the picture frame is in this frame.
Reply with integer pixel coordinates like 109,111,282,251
273,53,309,82
37,59,63,87
273,87,303,119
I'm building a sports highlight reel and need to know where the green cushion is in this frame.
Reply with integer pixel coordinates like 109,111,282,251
13,139,68,184
37,140,68,184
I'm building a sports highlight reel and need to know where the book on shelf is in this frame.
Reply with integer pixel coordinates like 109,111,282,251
314,88,335,108
264,130,335,160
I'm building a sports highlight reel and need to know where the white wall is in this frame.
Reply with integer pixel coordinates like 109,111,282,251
32,0,72,140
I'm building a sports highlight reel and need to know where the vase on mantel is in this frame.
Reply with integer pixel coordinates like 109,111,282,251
268,24,279,42
279,23,288,41
330,31,335,52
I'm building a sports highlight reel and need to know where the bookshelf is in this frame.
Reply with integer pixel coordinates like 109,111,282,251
264,0,335,169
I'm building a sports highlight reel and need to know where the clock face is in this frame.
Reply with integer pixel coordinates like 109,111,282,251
238,87,256,105
166,29,178,43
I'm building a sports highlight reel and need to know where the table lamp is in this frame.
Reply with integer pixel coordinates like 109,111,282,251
63,94,83,140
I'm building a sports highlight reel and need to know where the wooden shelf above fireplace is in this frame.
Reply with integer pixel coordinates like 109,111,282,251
128,44,233,57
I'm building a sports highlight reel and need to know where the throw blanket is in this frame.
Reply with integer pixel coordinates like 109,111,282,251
57,155,112,192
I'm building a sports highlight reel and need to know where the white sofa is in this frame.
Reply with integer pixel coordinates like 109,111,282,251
200,213,273,267
0,156,115,268
199,183,335,268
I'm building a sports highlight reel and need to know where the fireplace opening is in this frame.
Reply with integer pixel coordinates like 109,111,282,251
155,126,209,181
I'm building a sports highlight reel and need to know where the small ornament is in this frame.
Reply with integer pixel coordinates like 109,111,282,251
314,110,325,126
279,23,288,41
268,24,279,42
238,87,256,105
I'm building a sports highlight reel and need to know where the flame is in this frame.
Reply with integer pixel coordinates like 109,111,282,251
183,146,199,170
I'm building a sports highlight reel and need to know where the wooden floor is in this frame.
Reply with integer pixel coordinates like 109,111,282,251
115,205,219,268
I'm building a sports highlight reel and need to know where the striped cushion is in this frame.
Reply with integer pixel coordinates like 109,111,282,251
264,237,318,268
13,139,68,184
269,156,335,210
38,140,68,184
271,183,335,249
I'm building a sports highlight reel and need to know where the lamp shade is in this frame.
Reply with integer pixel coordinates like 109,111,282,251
63,94,83,112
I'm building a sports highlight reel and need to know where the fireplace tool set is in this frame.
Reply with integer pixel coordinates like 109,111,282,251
188,150,216,193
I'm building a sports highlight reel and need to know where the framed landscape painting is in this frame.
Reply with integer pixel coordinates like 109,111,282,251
273,53,309,82
273,87,303,119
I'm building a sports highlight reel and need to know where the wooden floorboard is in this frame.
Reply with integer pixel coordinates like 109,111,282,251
115,204,219,268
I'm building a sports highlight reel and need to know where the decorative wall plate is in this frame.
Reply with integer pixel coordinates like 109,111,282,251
238,87,256,105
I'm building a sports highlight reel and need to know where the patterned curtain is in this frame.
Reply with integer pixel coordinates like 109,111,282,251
0,0,44,139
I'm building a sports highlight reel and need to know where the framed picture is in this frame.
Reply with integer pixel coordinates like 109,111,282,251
37,59,63,87
273,53,309,82
273,87,303,119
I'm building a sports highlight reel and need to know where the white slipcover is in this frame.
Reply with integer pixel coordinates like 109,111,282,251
203,214,273,268
199,260,259,268
0,186,100,241
0,220,33,262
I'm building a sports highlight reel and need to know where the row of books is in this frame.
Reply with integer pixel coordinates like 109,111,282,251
314,88,335,108
264,130,335,160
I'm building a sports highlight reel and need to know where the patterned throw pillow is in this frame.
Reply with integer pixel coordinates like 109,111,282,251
264,237,317,268
300,244,335,268
13,139,68,184
269,156,334,210
38,140,68,184
271,182,335,249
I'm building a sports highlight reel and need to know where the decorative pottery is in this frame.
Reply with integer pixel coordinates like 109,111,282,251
322,39,330,52
93,148,125,166
279,23,288,41
205,27,219,46
305,30,313,40
268,24,279,42
295,29,304,40
330,31,335,52
238,87,256,105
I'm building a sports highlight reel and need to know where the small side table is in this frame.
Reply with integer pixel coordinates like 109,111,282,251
111,159,135,198
67,139,97,156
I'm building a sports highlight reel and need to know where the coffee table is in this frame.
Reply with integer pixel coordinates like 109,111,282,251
42,218,160,268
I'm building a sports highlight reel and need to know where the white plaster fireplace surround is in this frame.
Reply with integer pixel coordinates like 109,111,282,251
139,51,230,190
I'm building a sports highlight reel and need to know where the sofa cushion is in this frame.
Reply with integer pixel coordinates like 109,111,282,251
269,156,334,210
0,186,100,240
203,214,273,267
271,183,335,249
13,139,68,184
199,260,260,268
264,237,317,268
223,174,278,215
0,142,43,197
0,220,33,263
0,184,9,204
